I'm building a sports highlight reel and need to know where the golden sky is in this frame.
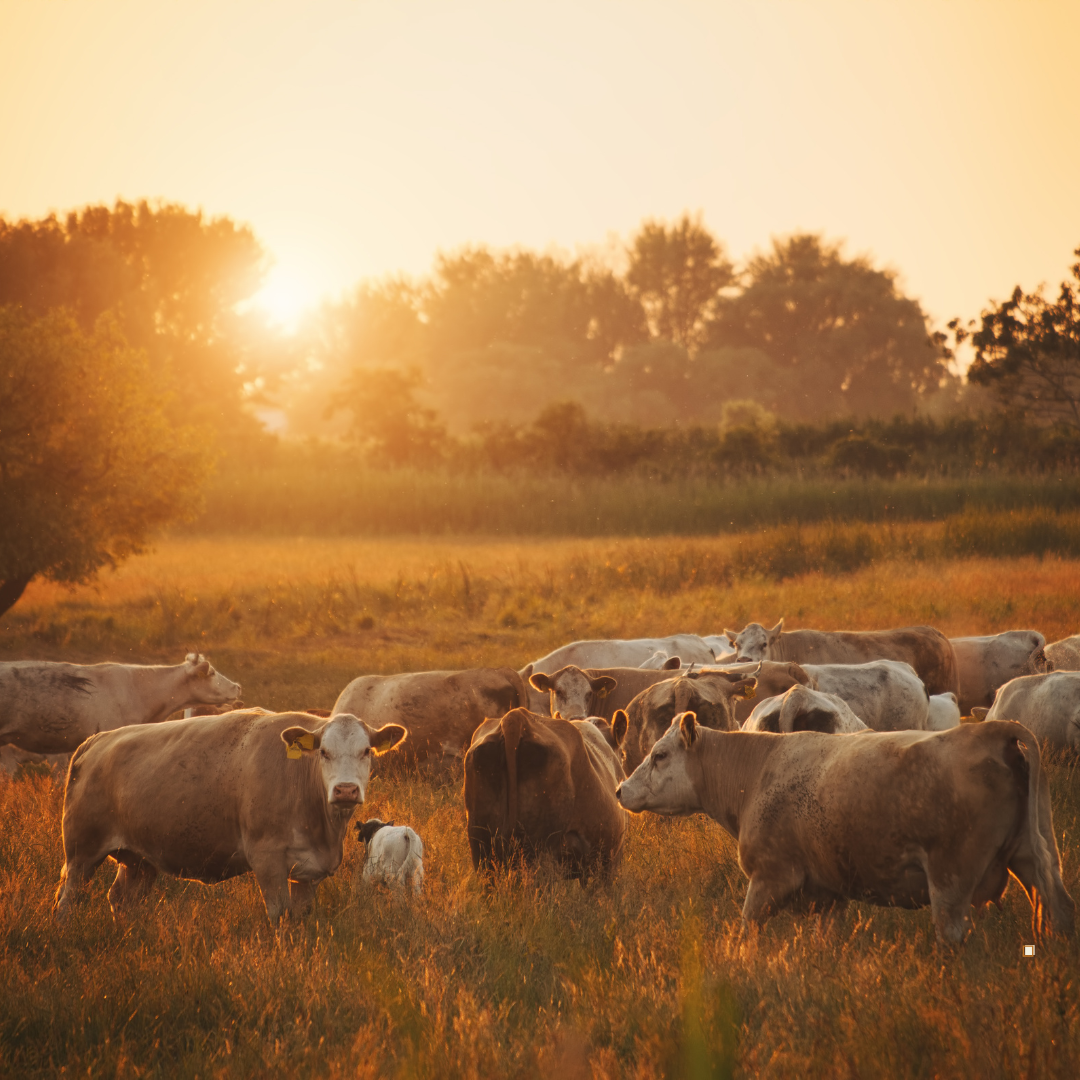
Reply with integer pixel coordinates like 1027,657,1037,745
2,0,1078,331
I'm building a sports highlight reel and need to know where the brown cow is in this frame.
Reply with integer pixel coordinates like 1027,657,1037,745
53,710,407,924
463,709,626,881
331,668,528,765
706,660,813,724
724,620,959,696
617,713,1074,944
528,658,681,721
612,670,758,773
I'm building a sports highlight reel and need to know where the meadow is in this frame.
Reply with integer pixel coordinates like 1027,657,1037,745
2,526,1080,1078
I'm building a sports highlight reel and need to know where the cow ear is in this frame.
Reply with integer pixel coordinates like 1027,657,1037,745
192,660,212,678
769,619,785,641
590,675,617,698
736,677,757,699
612,709,629,747
529,672,553,692
679,711,698,748
724,629,738,645
790,663,812,687
969,707,990,722
364,722,408,755
663,655,682,670
281,725,322,758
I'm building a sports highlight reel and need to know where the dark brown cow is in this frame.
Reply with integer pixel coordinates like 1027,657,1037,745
463,709,626,881
725,621,959,696
528,659,681,721
612,670,758,773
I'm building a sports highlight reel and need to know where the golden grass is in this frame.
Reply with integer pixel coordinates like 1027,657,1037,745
3,534,1080,1076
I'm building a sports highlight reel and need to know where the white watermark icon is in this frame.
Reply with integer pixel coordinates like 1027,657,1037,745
1023,945,1035,957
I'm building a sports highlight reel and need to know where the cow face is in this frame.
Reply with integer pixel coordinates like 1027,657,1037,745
183,653,242,706
281,714,407,810
617,712,701,816
529,667,617,720
724,620,784,663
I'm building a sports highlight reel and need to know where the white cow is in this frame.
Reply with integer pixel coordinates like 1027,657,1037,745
985,671,1080,753
1,654,242,754
926,693,962,730
949,631,1050,715
743,685,869,734
1045,635,1080,672
800,660,929,731
355,819,424,895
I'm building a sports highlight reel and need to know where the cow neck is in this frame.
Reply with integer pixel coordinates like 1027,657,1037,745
692,729,775,839
123,664,198,726
769,636,790,664
292,753,353,852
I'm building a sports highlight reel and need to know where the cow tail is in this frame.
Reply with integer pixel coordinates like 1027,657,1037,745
506,667,530,711
500,710,524,841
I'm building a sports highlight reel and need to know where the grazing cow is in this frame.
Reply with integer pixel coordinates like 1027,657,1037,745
463,709,626,880
743,685,869,734
528,659,681,721
950,631,1051,715
724,620,959,696
927,693,962,731
0,654,242,755
331,668,528,765
355,819,424,895
799,660,928,731
612,670,758,773
53,710,407,924
706,660,815,724
1046,635,1080,672
985,672,1080,753
616,713,1074,944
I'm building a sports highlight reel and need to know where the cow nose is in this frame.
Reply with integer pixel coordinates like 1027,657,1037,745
331,782,361,803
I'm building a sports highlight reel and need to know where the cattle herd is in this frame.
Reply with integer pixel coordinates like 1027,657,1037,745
3,621,1080,946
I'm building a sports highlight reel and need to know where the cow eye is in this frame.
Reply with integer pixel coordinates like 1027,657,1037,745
319,749,329,759
653,751,667,764
362,748,371,757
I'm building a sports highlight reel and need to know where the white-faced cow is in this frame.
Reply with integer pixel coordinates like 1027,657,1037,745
616,713,1074,944
463,709,627,881
331,668,527,765
355,819,425,895
799,660,928,731
1045,635,1080,672
724,620,959,697
1,654,241,755
53,710,407,924
743,685,869,734
527,659,681,721
949,631,1051,715
985,671,1080,753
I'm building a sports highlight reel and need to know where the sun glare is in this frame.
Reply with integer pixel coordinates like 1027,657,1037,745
251,265,318,334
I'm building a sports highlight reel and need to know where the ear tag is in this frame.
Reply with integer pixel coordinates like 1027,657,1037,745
297,733,315,750
596,687,611,699
741,680,758,699
286,744,303,760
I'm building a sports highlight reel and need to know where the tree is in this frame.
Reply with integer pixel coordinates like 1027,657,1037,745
0,306,209,617
626,214,735,353
961,247,1080,431
713,234,950,420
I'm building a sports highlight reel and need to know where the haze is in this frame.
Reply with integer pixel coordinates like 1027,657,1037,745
2,0,1077,331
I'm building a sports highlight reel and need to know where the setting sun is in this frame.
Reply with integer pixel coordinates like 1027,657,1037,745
250,264,319,333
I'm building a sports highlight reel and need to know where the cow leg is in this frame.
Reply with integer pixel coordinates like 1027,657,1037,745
926,878,975,945
288,878,317,916
741,868,804,927
250,857,291,925
108,856,158,914
53,857,100,920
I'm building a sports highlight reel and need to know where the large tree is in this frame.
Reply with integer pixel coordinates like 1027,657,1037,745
713,234,950,419
961,247,1080,431
0,306,209,617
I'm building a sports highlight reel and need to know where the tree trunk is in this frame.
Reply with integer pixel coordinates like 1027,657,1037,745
0,574,34,619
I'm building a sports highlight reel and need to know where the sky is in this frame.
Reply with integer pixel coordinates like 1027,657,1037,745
2,0,1078,337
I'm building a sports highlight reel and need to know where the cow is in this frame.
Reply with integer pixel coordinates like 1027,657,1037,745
611,669,758,773
743,685,869,734
53,710,407,924
724,620,959,696
1,654,242,755
799,660,928,731
616,712,1074,944
706,660,815,724
985,672,1080,753
527,659,681,722
927,692,962,731
331,668,528,765
355,819,425,895
463,709,626,881
949,631,1051,715
1046,635,1080,672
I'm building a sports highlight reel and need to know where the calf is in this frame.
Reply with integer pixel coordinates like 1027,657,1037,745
355,819,424,895
53,710,406,924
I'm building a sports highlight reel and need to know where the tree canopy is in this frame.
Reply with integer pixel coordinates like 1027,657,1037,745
0,306,209,617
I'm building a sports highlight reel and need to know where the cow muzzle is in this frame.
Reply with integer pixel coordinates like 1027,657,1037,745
330,782,361,804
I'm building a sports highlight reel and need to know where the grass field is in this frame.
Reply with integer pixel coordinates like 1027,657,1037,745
2,532,1080,1077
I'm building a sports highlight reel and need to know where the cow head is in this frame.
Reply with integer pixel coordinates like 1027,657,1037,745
723,620,784,663
280,714,407,812
182,653,242,707
529,666,618,720
355,817,395,844
616,712,702,816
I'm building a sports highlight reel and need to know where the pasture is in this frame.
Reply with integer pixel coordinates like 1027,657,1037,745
3,530,1080,1078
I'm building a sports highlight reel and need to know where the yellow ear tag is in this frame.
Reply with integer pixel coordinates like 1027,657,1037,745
297,733,315,750
287,744,303,760
596,687,611,699
741,680,758,699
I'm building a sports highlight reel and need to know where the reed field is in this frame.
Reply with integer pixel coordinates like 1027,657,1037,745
3,521,1080,1077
